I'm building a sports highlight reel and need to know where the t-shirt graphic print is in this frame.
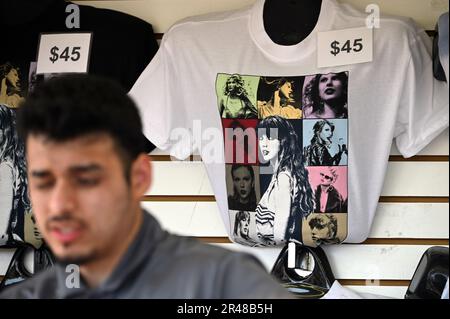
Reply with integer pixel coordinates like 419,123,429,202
216,72,349,247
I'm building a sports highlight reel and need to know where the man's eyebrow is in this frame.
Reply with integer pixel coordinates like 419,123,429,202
69,164,103,174
30,170,51,178
30,164,102,178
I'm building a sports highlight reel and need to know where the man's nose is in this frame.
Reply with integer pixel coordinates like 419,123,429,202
48,181,76,216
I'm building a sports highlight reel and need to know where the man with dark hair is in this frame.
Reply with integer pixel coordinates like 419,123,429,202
0,74,291,299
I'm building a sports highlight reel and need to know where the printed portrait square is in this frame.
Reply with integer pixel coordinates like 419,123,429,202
0,62,28,109
216,73,260,119
226,164,261,212
229,210,261,247
302,72,349,119
303,119,348,166
302,213,348,247
222,118,259,165
257,118,303,194
257,76,305,119
307,166,348,214
257,119,303,166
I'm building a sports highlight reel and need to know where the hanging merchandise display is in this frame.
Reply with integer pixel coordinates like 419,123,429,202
0,0,158,291
0,0,158,249
130,0,449,247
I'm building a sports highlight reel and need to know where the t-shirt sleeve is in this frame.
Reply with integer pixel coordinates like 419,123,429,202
128,36,194,160
394,27,449,158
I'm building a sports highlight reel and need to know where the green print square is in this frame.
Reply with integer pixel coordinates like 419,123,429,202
216,73,260,119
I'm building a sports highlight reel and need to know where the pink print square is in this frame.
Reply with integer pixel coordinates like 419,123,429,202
307,166,348,201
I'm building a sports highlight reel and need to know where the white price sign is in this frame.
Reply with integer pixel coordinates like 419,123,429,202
36,33,92,74
317,27,373,68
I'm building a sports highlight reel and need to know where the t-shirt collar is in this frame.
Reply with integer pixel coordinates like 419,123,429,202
248,0,337,62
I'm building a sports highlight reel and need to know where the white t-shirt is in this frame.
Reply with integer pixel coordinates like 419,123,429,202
129,0,449,247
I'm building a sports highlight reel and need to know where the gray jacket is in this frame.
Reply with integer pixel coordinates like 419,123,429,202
0,211,292,299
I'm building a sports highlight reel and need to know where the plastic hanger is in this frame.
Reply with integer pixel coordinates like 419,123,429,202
271,242,335,298
405,246,449,299
0,244,55,291
433,20,446,81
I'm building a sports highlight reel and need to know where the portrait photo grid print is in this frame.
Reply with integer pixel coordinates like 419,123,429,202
216,72,349,247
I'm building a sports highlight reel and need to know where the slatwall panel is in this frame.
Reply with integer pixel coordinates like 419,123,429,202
0,0,448,299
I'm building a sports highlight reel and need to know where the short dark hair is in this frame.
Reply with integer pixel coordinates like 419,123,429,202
17,74,151,180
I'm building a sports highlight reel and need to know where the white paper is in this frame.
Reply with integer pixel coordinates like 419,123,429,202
318,27,373,68
36,33,92,74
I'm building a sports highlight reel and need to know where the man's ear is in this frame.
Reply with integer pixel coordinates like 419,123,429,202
130,153,152,199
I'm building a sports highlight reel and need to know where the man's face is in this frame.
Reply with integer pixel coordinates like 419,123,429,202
26,133,146,265
232,167,254,202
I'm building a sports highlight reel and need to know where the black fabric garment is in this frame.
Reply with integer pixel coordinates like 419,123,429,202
228,195,257,211
0,0,158,154
263,0,322,46
0,0,158,93
0,211,293,299
304,143,344,166
0,6,158,298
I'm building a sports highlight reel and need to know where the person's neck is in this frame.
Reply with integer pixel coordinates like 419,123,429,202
321,185,331,192
263,0,322,46
79,208,144,288
270,157,279,173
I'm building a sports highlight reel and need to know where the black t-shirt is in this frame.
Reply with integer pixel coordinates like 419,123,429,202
1,0,158,92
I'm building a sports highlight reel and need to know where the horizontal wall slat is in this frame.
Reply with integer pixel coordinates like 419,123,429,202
142,202,449,239
214,244,448,280
146,162,449,196
74,0,448,32
381,162,449,197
